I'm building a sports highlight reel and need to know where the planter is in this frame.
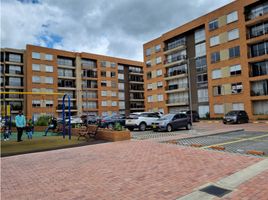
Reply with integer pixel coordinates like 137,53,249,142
11,126,47,132
96,128,131,142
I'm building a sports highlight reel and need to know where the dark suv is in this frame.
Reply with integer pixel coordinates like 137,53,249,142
179,110,200,122
223,110,249,124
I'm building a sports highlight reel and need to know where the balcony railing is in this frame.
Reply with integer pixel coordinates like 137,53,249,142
165,84,188,91
165,70,187,77
166,98,188,104
164,55,186,64
129,69,143,74
56,105,77,110
251,89,268,96
246,7,268,21
164,39,186,51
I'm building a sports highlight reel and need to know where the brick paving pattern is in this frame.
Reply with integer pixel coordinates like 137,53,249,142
220,169,268,200
1,140,262,200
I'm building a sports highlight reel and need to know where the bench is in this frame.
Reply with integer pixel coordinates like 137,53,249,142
77,125,99,141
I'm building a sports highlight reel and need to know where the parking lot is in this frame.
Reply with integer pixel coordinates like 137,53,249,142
131,122,268,156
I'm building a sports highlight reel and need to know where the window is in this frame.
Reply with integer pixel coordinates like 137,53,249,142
212,69,222,79
198,89,208,102
45,77,53,84
197,73,208,83
251,41,268,57
101,71,106,77
195,56,207,73
228,29,239,41
46,88,53,93
231,82,243,94
156,69,162,76
118,65,124,71
45,54,53,61
249,22,268,38
32,52,40,59
111,81,116,88
118,73,124,80
253,100,268,115
194,28,205,44
101,61,106,67
119,92,125,100
157,81,163,88
9,53,22,62
111,101,117,107
101,101,107,106
146,48,151,56
211,52,220,63
232,103,244,110
214,104,224,114
110,62,116,68
101,91,107,96
32,64,40,71
110,72,116,78
45,65,53,72
213,85,222,96
230,64,241,76
157,94,163,102
118,83,124,90
119,101,125,109
210,36,220,46
147,72,152,79
147,83,152,90
112,92,117,97
146,60,151,67
45,100,53,107
227,11,238,24
251,80,268,96
8,77,22,86
195,42,206,57
229,46,240,58
156,57,162,64
59,57,75,67
32,88,40,93
251,61,268,77
32,76,41,83
155,44,161,52
32,100,41,107
147,95,153,102
101,81,107,87
209,19,218,31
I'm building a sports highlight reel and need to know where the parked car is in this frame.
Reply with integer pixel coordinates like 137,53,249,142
125,112,161,131
152,113,192,132
57,116,83,124
179,110,200,122
223,110,249,124
99,115,126,129
81,115,101,125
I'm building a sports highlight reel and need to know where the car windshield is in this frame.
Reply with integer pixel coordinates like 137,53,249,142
226,111,239,116
158,114,174,121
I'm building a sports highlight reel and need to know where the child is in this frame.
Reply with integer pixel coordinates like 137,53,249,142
3,126,10,141
25,123,33,140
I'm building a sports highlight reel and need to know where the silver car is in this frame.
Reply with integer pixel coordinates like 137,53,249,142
152,113,192,132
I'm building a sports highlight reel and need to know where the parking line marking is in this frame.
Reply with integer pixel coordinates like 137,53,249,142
200,134,268,149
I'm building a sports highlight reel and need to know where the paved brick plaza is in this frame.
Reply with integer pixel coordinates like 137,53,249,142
1,139,267,200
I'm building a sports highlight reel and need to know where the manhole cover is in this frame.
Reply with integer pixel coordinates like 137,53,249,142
200,185,232,197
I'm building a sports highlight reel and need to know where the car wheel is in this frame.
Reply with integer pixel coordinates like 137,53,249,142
223,121,227,124
186,123,191,130
139,122,146,131
107,123,114,129
166,124,172,132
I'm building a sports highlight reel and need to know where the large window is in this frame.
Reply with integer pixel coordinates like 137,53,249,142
167,64,187,77
229,46,240,58
253,100,268,115
195,42,206,57
251,61,268,77
7,65,22,75
251,41,268,57
231,82,243,94
165,37,186,51
227,11,238,24
8,77,22,86
198,89,208,102
232,103,244,110
195,56,207,73
32,52,40,59
194,28,205,44
9,53,22,62
210,36,219,46
81,59,96,68
228,29,239,41
249,22,268,38
246,2,268,21
211,52,220,63
212,69,222,79
32,76,41,83
58,57,75,66
209,19,218,31
251,80,268,96
214,104,224,114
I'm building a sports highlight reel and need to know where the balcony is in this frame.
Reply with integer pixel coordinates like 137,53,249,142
164,55,187,67
129,69,143,74
166,98,188,106
245,3,268,21
165,84,188,93
56,105,77,110
164,38,186,54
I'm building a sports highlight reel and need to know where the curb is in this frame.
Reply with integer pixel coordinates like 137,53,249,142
246,150,265,156
209,145,225,151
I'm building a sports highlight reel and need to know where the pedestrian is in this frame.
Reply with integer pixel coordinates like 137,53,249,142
3,125,10,141
25,123,33,139
43,116,57,136
15,110,26,142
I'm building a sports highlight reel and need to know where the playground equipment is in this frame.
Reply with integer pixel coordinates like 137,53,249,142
0,91,72,139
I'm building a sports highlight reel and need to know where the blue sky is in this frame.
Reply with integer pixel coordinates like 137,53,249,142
1,0,233,60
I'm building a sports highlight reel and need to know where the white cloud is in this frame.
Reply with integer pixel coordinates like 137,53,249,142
1,0,233,61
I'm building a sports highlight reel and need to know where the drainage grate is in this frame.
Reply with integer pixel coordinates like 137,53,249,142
199,185,232,197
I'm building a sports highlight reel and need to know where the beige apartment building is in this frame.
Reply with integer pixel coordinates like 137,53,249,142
143,0,268,120
1,45,144,120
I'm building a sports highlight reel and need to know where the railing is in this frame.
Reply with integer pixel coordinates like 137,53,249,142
251,90,268,96
250,48,268,58
246,7,268,21
165,70,187,77
166,98,189,104
129,69,143,74
164,39,186,51
165,84,188,90
164,55,186,64
58,83,76,88
56,105,77,110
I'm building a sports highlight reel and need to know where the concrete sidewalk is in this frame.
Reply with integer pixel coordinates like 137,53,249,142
1,140,267,200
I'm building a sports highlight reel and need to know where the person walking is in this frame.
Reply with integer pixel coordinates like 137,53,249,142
15,110,26,142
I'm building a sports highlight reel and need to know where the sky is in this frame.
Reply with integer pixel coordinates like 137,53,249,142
1,0,233,61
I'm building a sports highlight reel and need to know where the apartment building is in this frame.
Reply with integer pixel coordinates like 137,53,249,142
0,48,26,118
1,45,144,120
143,0,268,120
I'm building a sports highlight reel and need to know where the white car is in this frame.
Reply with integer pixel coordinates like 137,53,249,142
125,112,161,131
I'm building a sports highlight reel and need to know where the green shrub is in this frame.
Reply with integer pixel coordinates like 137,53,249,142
114,122,123,131
35,115,51,126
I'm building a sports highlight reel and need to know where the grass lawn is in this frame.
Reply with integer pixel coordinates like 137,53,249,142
1,134,90,157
